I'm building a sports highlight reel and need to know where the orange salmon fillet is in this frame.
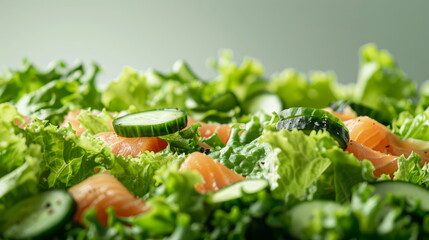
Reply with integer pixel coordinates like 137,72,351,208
346,140,398,177
180,152,245,193
323,106,357,122
94,131,167,157
344,116,429,176
68,173,148,225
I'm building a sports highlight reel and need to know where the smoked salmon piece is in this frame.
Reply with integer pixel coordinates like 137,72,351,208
69,173,148,225
344,116,429,176
345,116,393,153
187,117,232,144
344,116,429,162
346,140,398,177
94,131,167,157
180,152,245,193
323,106,357,122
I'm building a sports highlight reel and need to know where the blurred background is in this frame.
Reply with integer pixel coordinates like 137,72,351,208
0,0,428,86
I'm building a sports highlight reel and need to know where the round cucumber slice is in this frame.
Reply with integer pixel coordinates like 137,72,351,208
113,108,188,137
244,92,283,114
276,108,350,149
0,190,76,239
287,200,342,239
279,107,346,127
207,91,239,112
210,179,269,203
329,100,390,125
372,181,429,211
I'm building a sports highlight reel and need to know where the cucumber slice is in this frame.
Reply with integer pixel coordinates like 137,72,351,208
276,107,349,149
0,190,76,239
192,91,240,112
244,92,283,114
329,100,390,125
210,179,269,203
113,108,188,137
372,181,429,211
207,91,240,112
279,107,345,126
288,200,342,239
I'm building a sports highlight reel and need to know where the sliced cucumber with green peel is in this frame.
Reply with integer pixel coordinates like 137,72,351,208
210,179,269,203
276,107,349,149
329,100,390,125
207,91,239,112
192,91,240,112
287,200,342,239
279,107,345,126
244,92,283,114
372,181,429,211
113,108,188,137
0,190,76,239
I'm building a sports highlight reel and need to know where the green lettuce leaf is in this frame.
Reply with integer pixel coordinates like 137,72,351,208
394,152,429,188
14,64,102,125
295,183,429,239
0,60,86,103
269,69,345,108
109,151,186,198
15,80,79,124
130,170,206,238
209,116,266,177
353,44,417,122
205,187,289,239
0,103,28,177
260,130,335,200
24,119,114,189
1,61,102,125
205,50,266,103
392,107,429,141
78,63,103,110
320,148,376,202
76,109,113,135
0,145,42,215
159,123,201,154
148,80,188,110
0,103,42,215
419,80,429,107
102,67,150,112
199,133,226,149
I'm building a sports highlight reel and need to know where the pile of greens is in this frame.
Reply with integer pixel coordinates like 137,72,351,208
1,44,429,239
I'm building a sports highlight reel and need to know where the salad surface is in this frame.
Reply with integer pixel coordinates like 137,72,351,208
1,44,429,239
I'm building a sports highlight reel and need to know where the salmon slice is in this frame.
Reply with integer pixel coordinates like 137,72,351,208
344,117,429,161
344,116,429,176
323,106,357,122
180,152,245,193
94,131,167,157
68,173,148,225
346,140,398,177
187,117,232,144
344,116,392,153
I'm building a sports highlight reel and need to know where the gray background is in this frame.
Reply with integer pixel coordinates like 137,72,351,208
1,1,428,87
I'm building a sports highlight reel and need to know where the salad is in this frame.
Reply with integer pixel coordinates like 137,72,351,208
1,43,429,239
